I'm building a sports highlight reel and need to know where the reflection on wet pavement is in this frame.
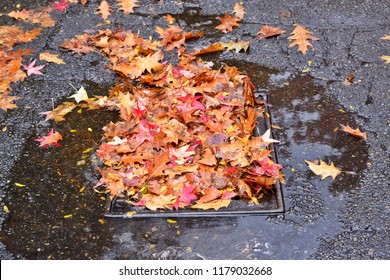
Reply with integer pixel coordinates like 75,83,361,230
1,64,369,259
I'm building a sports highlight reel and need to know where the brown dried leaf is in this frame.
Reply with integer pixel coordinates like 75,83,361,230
233,2,245,20
215,13,240,33
340,124,367,140
117,0,139,14
288,24,319,55
96,0,111,20
0,94,19,111
257,25,285,38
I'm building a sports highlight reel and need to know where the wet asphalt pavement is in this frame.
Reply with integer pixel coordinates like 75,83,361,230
0,0,389,259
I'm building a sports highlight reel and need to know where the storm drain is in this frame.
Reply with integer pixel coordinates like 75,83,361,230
104,93,285,218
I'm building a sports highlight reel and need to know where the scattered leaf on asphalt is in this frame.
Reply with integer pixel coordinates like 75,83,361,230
288,24,319,55
233,2,245,20
257,25,285,38
117,0,139,14
305,159,341,180
39,52,65,64
216,12,240,33
51,0,71,12
380,55,390,63
96,0,111,20
340,124,367,140
69,86,89,103
23,59,45,76
36,129,63,148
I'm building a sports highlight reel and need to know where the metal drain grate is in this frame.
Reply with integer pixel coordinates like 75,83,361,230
104,93,284,218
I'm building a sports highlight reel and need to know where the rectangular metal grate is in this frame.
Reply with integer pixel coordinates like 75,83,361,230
104,93,284,218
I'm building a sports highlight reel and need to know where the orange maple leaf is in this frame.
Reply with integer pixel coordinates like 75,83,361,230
215,13,240,33
117,0,139,14
340,124,367,140
288,24,319,55
96,0,111,20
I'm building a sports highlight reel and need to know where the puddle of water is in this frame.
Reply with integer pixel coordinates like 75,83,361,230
1,61,369,259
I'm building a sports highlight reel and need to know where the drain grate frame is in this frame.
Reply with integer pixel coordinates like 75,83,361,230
104,92,284,218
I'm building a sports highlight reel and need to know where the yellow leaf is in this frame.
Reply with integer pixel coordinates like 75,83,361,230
64,214,73,218
98,218,106,224
125,211,136,217
39,52,65,64
88,127,93,131
380,55,390,63
2,126,7,132
191,199,231,210
83,148,93,153
79,186,85,192
15,182,25,187
3,205,9,212
305,159,341,180
167,219,177,224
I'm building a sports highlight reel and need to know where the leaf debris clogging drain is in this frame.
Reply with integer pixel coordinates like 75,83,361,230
105,94,285,218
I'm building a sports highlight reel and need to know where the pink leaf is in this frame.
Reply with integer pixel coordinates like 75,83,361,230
179,184,198,205
23,59,45,76
51,0,71,12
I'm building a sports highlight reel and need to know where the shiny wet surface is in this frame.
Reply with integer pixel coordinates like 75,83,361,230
1,65,369,259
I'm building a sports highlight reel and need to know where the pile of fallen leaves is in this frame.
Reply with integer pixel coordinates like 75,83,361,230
58,27,284,211
2,1,373,212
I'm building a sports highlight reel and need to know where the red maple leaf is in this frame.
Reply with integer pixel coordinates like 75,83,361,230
51,0,71,12
23,59,45,76
248,157,283,177
134,120,160,145
132,98,146,118
177,94,205,111
36,129,62,148
179,184,198,205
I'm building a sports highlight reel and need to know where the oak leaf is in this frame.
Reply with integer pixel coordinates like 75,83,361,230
0,94,19,111
233,2,245,20
36,129,63,148
147,150,171,177
340,124,367,140
96,0,111,20
380,34,390,40
288,24,319,55
215,13,240,33
7,10,29,20
117,0,139,14
142,194,178,211
191,199,231,210
40,102,77,122
257,25,285,38
221,41,250,53
305,159,341,180
380,55,390,63
39,52,65,64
